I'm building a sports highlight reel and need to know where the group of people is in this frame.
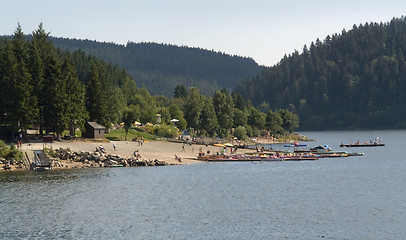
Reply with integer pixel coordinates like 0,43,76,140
16,140,23,148
133,137,144,146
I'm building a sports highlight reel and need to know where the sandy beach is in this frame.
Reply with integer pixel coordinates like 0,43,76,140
0,139,255,170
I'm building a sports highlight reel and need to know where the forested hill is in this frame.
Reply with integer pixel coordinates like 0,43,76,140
235,16,406,130
51,38,263,97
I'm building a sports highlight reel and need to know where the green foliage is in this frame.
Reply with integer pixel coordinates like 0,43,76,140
199,97,219,136
0,27,37,135
233,108,247,127
265,110,284,135
236,17,406,130
213,90,234,132
233,126,247,141
184,88,204,129
50,39,263,97
174,84,188,99
86,62,110,128
168,104,187,130
43,147,57,157
0,140,22,160
0,24,296,141
145,124,178,138
247,107,266,130
122,105,140,140
278,109,299,133
105,128,156,141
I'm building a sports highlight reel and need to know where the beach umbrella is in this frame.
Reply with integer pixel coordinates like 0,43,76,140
224,143,234,147
171,119,179,122
213,143,225,147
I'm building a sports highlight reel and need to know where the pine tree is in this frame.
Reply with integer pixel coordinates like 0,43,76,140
42,53,68,137
4,25,37,138
61,57,88,136
86,62,109,127
199,97,219,136
29,23,54,135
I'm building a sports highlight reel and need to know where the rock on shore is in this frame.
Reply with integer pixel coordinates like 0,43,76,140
52,148,172,169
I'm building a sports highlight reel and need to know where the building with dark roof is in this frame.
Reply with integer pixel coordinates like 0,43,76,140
82,122,105,139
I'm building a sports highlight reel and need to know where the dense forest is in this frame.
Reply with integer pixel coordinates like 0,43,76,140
0,24,298,141
51,38,263,97
236,16,406,130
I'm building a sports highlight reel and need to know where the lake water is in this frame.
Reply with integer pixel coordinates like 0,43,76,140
1,130,406,239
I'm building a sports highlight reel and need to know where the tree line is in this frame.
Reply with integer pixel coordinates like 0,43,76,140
236,16,406,130
0,24,298,141
50,38,263,97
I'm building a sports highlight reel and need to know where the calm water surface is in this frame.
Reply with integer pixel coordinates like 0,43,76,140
1,130,406,239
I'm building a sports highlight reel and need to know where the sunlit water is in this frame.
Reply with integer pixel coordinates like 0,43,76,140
1,130,406,239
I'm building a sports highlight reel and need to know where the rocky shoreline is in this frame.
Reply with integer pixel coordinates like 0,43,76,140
52,148,173,169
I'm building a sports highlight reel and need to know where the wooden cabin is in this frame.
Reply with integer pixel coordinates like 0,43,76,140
83,122,105,139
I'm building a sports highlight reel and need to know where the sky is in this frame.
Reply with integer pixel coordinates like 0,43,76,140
2,0,406,66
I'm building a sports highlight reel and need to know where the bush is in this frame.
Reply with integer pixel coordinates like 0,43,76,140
0,140,23,160
233,126,247,141
145,124,178,138
43,148,57,157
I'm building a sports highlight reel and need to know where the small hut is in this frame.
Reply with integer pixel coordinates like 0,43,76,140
83,122,105,139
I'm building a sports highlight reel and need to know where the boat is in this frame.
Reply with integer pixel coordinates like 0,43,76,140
340,137,385,147
340,142,385,147
290,144,363,158
197,153,281,162
280,155,319,161
197,151,319,162
109,164,124,167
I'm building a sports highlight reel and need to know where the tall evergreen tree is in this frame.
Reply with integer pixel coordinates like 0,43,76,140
61,57,88,136
3,25,37,138
29,23,54,135
42,53,67,137
199,97,219,136
86,62,109,127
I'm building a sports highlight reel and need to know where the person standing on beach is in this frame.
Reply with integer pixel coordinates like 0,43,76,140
113,143,117,151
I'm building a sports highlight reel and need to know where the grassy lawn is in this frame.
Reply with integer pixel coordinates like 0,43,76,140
61,128,156,141
105,128,157,141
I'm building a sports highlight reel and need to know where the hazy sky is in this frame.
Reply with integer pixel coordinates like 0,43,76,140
2,0,406,66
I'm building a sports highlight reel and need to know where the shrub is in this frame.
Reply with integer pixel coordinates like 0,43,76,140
145,124,178,138
0,140,23,160
233,126,247,141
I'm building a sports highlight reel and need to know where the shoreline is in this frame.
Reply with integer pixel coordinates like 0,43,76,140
1,133,312,171
1,139,255,171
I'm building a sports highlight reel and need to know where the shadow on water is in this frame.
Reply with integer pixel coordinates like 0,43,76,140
0,168,110,183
